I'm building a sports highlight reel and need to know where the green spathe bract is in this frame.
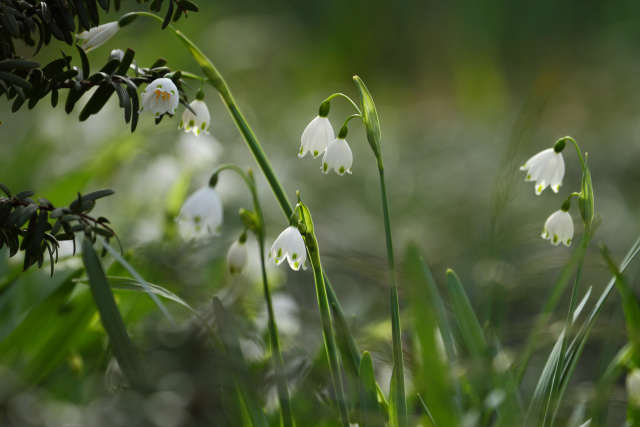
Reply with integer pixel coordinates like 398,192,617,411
353,76,382,165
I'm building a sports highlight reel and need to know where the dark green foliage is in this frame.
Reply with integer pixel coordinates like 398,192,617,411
0,0,199,130
0,184,119,276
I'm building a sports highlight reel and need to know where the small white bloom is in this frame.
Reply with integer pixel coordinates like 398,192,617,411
299,116,334,159
176,186,223,240
268,226,307,271
322,137,353,175
627,369,640,408
139,78,179,117
542,210,573,247
76,22,120,52
520,148,565,195
179,100,210,136
227,240,247,274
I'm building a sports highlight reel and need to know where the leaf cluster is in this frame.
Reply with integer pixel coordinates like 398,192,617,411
0,0,198,59
0,183,119,276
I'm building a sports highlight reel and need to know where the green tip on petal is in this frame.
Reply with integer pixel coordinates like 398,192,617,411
553,235,558,243
277,248,282,257
299,147,304,155
294,261,299,269
567,238,572,245
323,163,328,172
292,253,297,260
339,166,345,174
314,150,318,157
538,185,543,193
189,119,195,127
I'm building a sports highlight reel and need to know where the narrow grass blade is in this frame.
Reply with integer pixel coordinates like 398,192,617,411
212,297,268,427
82,238,147,391
404,246,459,426
98,237,175,327
591,343,635,426
358,351,384,427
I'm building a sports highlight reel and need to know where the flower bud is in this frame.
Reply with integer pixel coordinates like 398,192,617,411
227,239,247,275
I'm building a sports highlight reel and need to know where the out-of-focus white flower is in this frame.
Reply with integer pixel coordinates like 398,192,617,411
76,22,120,52
322,137,353,175
627,369,640,408
176,186,223,240
268,226,307,271
139,78,179,117
227,239,247,274
299,116,334,159
179,100,210,136
542,209,573,247
520,148,565,195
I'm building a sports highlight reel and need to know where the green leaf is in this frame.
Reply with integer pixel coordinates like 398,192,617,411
212,297,268,427
162,0,173,29
82,238,147,391
76,43,90,79
0,59,40,71
578,155,594,229
599,243,640,347
69,0,90,31
178,0,199,12
358,352,384,427
353,76,382,161
404,247,460,426
79,84,115,121
116,48,135,75
0,71,32,90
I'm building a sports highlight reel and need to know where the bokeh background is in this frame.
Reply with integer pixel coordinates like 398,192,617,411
2,0,640,425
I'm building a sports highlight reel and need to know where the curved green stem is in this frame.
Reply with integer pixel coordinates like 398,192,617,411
340,113,362,130
560,136,585,170
378,167,407,427
211,164,293,427
324,93,362,115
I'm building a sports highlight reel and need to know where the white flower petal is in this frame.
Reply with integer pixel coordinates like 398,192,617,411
322,138,353,175
542,210,573,247
176,186,223,240
180,100,211,136
227,240,247,274
76,22,120,52
520,148,565,195
139,78,180,117
300,116,334,158
268,226,307,271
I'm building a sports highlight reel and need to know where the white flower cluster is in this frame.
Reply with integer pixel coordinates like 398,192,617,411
520,142,574,247
299,116,353,176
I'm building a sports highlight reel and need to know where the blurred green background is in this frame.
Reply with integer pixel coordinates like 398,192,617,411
2,0,640,425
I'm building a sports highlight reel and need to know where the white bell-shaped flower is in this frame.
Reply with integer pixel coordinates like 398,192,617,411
520,148,565,195
176,186,223,240
299,116,334,159
180,100,210,136
139,78,179,117
268,226,307,271
542,209,573,247
322,137,353,175
227,239,247,274
76,22,120,52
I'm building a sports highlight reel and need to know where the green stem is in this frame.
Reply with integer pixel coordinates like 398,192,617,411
378,167,407,427
211,164,293,427
324,93,362,114
310,250,350,427
561,136,585,170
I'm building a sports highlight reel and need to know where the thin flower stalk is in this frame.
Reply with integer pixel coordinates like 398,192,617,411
210,164,294,427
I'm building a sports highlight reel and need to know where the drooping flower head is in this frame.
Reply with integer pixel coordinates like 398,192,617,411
176,185,223,240
180,93,210,136
268,226,307,271
299,101,334,159
227,234,247,274
76,22,120,52
139,77,179,117
520,140,566,195
542,208,574,247
322,132,353,176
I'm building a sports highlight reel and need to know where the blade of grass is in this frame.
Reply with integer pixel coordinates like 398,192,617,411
590,343,635,426
82,238,147,391
358,351,384,427
98,237,175,327
404,246,460,426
